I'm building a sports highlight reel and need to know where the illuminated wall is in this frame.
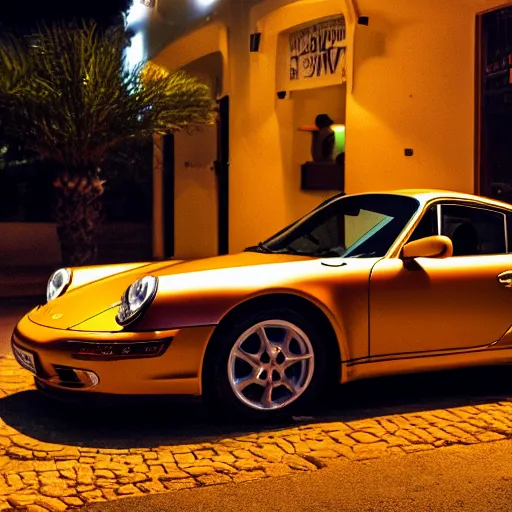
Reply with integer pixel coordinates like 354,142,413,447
150,0,508,256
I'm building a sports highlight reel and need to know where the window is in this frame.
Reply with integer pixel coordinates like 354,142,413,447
258,194,420,258
408,206,438,242
440,205,506,256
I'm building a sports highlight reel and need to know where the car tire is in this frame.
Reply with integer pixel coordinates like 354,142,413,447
204,307,330,420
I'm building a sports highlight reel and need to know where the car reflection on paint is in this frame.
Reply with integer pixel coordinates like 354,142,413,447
11,190,512,418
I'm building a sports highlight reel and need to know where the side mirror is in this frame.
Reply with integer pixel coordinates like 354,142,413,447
401,235,453,260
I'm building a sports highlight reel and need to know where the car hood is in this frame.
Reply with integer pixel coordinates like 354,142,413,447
28,252,312,330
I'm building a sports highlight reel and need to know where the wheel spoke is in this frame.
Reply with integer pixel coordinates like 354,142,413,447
235,374,261,392
282,330,294,355
282,353,312,369
281,377,298,395
257,326,274,354
233,347,261,369
261,381,274,407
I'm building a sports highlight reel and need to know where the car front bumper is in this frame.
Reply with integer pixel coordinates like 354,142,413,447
12,311,215,397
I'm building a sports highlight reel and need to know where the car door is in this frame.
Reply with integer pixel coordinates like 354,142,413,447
369,202,512,357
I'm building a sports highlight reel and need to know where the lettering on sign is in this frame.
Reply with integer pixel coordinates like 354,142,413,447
289,17,346,82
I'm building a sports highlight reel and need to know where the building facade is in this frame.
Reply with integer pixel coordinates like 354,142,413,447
137,0,512,259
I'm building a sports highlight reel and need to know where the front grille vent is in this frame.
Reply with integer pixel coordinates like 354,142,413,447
53,366,85,388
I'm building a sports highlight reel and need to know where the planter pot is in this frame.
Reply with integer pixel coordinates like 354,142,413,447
300,162,344,191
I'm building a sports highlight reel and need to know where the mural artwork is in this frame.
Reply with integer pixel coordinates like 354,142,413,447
289,16,346,82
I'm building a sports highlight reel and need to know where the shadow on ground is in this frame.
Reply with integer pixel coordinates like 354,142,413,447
1,365,511,449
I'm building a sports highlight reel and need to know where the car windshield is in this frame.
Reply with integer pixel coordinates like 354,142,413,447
246,193,420,258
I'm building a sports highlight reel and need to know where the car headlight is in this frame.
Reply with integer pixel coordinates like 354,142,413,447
116,276,158,326
46,268,71,303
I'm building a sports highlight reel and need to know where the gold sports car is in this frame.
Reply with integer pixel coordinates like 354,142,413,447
11,190,512,418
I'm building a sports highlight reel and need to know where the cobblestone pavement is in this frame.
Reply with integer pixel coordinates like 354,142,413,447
1,355,512,511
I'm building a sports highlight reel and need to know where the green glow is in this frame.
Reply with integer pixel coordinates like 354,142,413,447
333,124,345,155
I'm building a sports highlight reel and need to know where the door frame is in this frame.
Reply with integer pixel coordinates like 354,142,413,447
216,95,230,255
162,96,230,258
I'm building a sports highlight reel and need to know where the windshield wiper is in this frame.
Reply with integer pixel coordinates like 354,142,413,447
244,242,275,254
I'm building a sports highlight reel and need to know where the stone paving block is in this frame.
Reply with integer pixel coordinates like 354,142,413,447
61,496,84,507
27,505,51,512
197,473,232,486
232,459,265,471
291,441,311,454
260,462,295,477
7,493,37,507
395,429,423,444
184,466,216,476
117,484,141,495
377,419,399,433
409,428,437,444
352,442,389,459
442,426,478,444
193,449,215,459
174,453,196,465
34,496,68,511
162,478,198,491
426,427,459,443
311,422,352,433
349,431,380,444
430,410,461,422
282,454,317,471
475,431,507,442
386,416,415,429
137,480,166,493
328,432,357,446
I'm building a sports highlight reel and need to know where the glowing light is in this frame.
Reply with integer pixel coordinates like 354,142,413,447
126,0,150,27
332,124,346,154
125,31,145,71
196,0,217,7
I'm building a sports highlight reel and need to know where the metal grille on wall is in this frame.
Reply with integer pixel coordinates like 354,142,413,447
289,16,346,83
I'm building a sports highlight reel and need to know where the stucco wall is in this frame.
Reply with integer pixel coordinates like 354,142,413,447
151,0,506,254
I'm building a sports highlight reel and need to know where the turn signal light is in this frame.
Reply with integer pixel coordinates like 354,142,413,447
70,340,171,360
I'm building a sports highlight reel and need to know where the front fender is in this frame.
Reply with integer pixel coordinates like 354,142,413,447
134,259,371,366
67,261,185,292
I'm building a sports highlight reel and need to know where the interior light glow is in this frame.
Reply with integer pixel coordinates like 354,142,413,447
332,124,346,154
126,0,150,27
196,0,217,7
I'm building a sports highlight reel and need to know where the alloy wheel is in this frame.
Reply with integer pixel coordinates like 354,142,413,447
227,319,315,411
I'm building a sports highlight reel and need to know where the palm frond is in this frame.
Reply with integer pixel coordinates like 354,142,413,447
0,21,217,173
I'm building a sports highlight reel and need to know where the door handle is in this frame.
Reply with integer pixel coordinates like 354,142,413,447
497,271,512,287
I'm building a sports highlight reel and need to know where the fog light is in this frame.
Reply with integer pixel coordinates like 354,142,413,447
69,340,171,360
85,371,99,387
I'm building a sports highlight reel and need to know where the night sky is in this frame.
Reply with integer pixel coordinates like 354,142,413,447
0,0,132,31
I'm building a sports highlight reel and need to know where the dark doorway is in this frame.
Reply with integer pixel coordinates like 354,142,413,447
163,133,175,258
478,6,512,203
215,95,229,255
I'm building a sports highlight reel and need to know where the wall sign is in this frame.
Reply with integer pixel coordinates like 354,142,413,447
289,17,346,82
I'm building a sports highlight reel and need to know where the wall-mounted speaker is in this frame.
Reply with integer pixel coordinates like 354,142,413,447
250,32,262,52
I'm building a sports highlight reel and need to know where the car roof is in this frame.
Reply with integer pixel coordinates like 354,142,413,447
345,189,512,212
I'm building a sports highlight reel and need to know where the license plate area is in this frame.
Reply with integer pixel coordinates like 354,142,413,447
12,343,37,375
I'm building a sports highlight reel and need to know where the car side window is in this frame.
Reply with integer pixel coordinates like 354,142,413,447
408,206,438,243
440,205,506,256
